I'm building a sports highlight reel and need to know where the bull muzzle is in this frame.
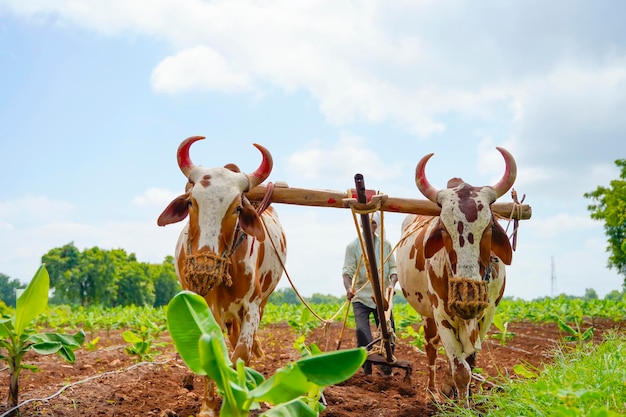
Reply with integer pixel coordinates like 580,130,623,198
183,252,233,296
448,277,489,320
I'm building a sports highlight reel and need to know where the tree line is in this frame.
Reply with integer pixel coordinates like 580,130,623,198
0,242,181,308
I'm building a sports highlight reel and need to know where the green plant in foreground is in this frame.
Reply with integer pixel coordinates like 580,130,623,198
437,331,626,417
558,318,594,346
122,320,166,361
167,290,367,417
0,265,85,411
490,313,515,346
400,324,425,352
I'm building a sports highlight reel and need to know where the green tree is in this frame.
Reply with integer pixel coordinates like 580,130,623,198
309,293,342,304
604,289,624,301
0,273,26,308
115,262,154,307
583,288,598,300
585,159,626,284
269,287,300,305
41,242,81,288
150,256,181,307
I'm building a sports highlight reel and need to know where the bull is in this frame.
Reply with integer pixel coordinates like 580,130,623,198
396,147,516,404
158,136,287,416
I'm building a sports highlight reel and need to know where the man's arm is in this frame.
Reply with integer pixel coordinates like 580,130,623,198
343,273,355,300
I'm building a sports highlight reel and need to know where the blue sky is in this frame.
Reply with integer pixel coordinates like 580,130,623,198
1,1,625,300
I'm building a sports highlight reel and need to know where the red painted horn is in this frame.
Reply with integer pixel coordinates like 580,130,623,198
415,153,438,203
491,147,517,198
177,136,205,177
248,144,273,188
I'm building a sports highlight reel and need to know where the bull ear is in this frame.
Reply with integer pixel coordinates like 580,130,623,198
424,224,445,258
239,199,265,241
491,221,513,265
157,194,190,226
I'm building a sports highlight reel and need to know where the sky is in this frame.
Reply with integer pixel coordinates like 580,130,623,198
1,1,625,301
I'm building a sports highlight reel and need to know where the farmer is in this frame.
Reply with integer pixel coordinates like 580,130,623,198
342,212,398,376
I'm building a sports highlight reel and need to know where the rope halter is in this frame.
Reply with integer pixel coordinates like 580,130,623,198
182,195,249,297
446,255,495,320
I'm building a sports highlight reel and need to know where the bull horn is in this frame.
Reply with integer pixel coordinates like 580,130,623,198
415,153,439,203
177,136,206,177
491,147,517,198
248,143,273,188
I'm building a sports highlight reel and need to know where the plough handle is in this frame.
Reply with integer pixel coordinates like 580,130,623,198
354,174,395,364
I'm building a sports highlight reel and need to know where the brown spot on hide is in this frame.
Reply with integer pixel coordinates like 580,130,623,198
456,184,479,222
453,358,470,390
417,291,424,303
429,265,448,301
457,222,464,234
260,271,273,294
441,319,453,330
414,229,427,271
459,235,465,247
424,225,445,259
468,233,474,244
279,230,287,252
428,292,439,309
469,328,478,345
200,174,211,188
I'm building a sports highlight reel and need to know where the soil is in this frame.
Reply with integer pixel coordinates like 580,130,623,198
1,318,623,417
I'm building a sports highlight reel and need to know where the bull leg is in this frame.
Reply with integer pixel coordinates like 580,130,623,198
436,324,473,406
198,376,219,417
423,317,440,400
252,334,265,358
232,305,262,364
451,357,472,406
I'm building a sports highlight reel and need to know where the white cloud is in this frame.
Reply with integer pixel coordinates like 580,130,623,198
7,0,626,144
151,46,252,93
286,133,403,187
132,187,180,207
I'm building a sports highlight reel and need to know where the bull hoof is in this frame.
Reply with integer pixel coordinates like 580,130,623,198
440,383,457,399
426,388,444,404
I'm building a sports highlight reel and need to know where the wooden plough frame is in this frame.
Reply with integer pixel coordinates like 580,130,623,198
246,177,532,378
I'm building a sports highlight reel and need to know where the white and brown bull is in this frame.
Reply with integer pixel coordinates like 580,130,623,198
158,136,287,416
396,147,516,404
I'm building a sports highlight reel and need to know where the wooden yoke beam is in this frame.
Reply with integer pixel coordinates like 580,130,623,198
246,183,532,220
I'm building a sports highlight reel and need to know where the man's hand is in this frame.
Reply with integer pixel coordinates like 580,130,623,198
343,274,355,300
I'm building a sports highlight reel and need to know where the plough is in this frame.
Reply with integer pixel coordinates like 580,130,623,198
246,177,531,380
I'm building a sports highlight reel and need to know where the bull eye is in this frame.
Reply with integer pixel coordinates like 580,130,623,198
234,206,243,215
